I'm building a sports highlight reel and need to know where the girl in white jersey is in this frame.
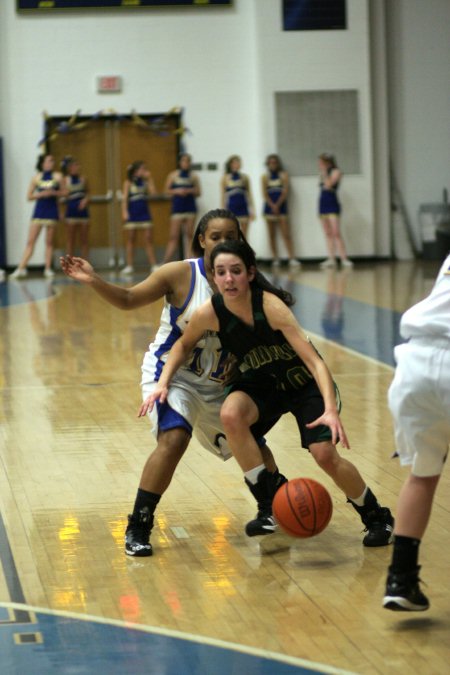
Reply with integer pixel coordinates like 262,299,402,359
60,209,282,557
383,254,450,612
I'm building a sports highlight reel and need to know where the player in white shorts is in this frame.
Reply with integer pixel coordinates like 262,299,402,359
383,254,450,611
61,209,283,557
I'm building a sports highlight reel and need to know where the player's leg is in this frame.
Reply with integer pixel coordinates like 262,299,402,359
309,440,394,545
220,391,283,536
66,222,77,257
298,383,394,546
163,216,183,263
44,225,56,276
125,424,191,557
143,226,157,267
319,215,337,268
79,221,90,259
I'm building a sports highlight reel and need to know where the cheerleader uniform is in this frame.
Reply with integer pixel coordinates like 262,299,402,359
263,171,288,217
31,171,60,226
65,175,89,224
224,172,249,217
124,177,152,230
319,169,341,216
170,170,197,217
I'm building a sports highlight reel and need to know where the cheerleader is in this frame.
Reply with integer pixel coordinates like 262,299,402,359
61,156,90,259
163,153,201,263
220,155,254,236
262,154,300,269
10,154,65,279
121,161,157,275
318,153,352,269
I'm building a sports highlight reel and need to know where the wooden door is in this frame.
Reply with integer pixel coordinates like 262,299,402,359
47,113,179,267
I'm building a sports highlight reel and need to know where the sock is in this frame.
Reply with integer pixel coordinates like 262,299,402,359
244,464,266,485
390,535,421,574
349,485,369,507
132,488,161,519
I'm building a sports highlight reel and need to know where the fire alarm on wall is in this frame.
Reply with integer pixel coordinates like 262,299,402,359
97,76,122,93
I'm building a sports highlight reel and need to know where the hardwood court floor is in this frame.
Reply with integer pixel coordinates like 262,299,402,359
0,259,449,674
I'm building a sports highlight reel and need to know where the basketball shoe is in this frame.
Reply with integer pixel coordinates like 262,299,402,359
245,469,287,537
125,506,153,556
383,566,429,611
361,507,394,546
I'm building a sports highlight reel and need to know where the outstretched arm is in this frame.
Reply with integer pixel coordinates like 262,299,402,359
59,255,185,310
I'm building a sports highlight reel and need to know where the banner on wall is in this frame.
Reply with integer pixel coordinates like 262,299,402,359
283,0,346,31
17,0,232,10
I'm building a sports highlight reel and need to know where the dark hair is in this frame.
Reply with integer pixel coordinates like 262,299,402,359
319,153,337,169
191,208,245,258
36,154,52,171
265,154,283,171
178,152,191,169
60,155,75,175
127,161,145,180
224,155,240,174
210,239,294,307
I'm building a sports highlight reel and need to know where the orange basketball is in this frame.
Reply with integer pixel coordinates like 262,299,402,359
273,477,333,538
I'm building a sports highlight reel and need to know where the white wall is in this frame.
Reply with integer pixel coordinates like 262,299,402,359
0,0,396,266
386,0,450,250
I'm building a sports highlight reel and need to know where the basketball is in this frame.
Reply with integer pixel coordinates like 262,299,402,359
272,478,333,538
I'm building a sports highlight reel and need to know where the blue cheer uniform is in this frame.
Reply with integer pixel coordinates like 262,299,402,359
31,171,60,226
319,169,341,215
124,177,152,230
170,170,197,217
66,175,89,223
224,172,250,217
263,171,288,217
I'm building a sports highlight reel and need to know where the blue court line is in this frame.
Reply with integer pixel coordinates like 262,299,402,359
0,603,356,675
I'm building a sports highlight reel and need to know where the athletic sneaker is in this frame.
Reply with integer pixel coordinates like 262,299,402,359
121,265,134,275
362,507,394,547
245,469,288,537
9,267,28,279
288,258,301,269
125,507,154,557
319,258,336,269
383,567,429,611
44,268,55,278
341,258,354,268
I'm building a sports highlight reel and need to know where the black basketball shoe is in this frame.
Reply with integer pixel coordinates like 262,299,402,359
362,507,394,547
125,507,154,557
245,469,287,537
383,566,429,611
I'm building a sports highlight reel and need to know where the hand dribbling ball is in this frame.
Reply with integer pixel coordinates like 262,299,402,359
273,477,332,538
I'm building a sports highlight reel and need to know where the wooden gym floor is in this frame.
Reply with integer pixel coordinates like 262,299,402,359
0,258,449,674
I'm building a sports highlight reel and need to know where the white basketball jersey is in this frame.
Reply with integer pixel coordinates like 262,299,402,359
400,254,450,340
141,258,228,400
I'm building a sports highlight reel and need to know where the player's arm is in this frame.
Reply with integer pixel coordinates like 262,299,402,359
60,257,188,310
138,301,219,414
323,168,341,190
263,293,349,447
220,175,227,208
121,180,130,220
191,174,201,197
276,171,289,206
147,173,157,196
27,175,41,201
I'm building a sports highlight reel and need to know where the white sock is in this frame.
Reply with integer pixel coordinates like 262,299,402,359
349,485,368,506
244,464,265,485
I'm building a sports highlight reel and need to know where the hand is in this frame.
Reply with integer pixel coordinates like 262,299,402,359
271,203,280,215
138,385,169,416
306,410,350,448
60,255,95,283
